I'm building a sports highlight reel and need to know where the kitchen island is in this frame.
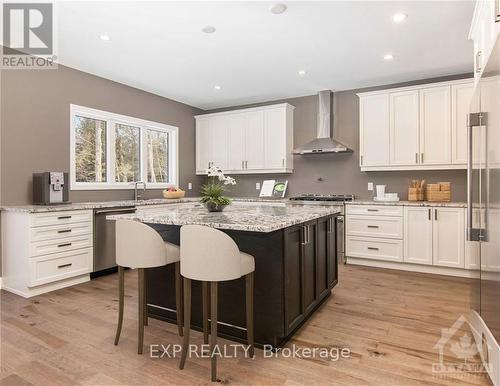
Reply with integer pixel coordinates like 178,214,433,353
109,201,342,348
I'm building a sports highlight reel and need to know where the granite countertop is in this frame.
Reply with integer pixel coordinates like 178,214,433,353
348,200,467,208
107,201,342,233
0,197,291,213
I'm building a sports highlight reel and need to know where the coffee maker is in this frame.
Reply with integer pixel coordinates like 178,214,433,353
33,172,70,205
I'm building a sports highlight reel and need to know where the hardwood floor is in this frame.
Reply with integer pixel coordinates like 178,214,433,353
0,264,492,386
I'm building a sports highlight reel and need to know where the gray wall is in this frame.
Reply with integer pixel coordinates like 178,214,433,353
206,74,471,201
0,65,204,206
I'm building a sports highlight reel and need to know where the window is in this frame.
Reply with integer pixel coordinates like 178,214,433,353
70,105,178,190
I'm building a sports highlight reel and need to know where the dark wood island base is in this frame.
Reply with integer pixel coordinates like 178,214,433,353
146,213,339,349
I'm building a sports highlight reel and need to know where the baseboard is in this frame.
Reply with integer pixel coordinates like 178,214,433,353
469,310,500,385
346,257,477,278
2,274,90,298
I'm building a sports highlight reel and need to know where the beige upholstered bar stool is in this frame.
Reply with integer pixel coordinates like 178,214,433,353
178,225,255,382
114,219,183,354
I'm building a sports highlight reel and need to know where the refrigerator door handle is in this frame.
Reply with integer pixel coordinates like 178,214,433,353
467,112,485,242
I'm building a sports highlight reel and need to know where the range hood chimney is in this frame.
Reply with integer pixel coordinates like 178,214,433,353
292,90,353,154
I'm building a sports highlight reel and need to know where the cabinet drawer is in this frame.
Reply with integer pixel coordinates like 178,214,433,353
29,247,92,287
30,222,93,242
346,215,403,239
345,205,403,217
30,234,93,257
346,236,403,262
30,210,92,228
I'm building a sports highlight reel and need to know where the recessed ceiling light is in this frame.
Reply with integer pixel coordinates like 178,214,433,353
298,70,306,76
270,4,287,14
202,25,216,34
392,13,407,23
214,85,221,90
99,34,111,41
383,53,394,61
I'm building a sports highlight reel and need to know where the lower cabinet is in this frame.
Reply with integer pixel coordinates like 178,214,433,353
284,215,337,335
404,206,465,268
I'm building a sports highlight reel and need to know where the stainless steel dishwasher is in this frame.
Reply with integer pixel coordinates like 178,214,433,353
93,207,136,276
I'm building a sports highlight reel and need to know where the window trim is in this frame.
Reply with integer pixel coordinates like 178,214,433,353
70,104,179,190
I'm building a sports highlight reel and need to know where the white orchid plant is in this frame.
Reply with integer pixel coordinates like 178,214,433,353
200,165,237,209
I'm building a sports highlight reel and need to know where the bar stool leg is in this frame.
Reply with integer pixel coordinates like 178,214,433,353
143,269,148,327
174,262,183,336
138,268,145,355
202,281,209,344
179,278,191,370
210,281,218,382
245,272,255,358
114,266,125,345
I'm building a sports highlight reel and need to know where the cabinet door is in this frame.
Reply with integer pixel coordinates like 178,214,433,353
359,94,390,167
196,118,211,173
390,90,420,165
244,110,265,170
284,224,304,334
209,115,229,170
404,207,433,265
432,208,465,268
303,221,318,315
227,114,245,171
264,107,287,170
419,86,452,165
451,83,474,164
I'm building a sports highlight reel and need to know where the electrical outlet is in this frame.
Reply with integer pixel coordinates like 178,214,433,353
368,182,374,191
188,182,192,190
256,182,261,190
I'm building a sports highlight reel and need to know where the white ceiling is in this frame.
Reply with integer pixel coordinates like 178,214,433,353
57,1,475,110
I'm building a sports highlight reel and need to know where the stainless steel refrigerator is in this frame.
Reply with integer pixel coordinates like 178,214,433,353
468,31,500,386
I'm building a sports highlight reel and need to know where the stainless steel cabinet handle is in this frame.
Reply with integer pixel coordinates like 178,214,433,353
282,158,285,167
421,153,424,163
58,229,72,234
476,51,482,74
428,208,431,221
367,247,379,251
242,160,244,169
415,153,418,164
367,209,378,212
367,225,379,229
302,226,307,245
58,263,72,269
245,161,248,169
435,208,437,221
360,155,363,165
58,215,71,220
57,243,72,248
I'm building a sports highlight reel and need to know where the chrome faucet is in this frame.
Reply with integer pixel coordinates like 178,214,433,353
132,181,146,201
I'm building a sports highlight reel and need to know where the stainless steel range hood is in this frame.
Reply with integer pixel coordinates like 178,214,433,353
293,90,353,154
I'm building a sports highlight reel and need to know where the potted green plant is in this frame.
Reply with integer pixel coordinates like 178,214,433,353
200,165,236,212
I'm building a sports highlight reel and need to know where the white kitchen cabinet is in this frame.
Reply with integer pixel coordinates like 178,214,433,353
359,93,390,167
358,79,472,171
404,207,433,265
195,103,294,174
244,110,266,170
451,83,475,164
2,210,93,298
195,117,211,173
389,90,420,166
419,85,452,165
432,208,465,268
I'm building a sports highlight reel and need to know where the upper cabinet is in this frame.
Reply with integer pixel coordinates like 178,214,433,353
358,79,472,171
195,103,294,175
469,0,500,84
359,94,390,167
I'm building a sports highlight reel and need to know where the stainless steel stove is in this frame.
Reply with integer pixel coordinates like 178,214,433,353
289,194,353,264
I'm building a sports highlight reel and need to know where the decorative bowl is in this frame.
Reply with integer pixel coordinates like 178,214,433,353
163,189,185,199
205,202,227,212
